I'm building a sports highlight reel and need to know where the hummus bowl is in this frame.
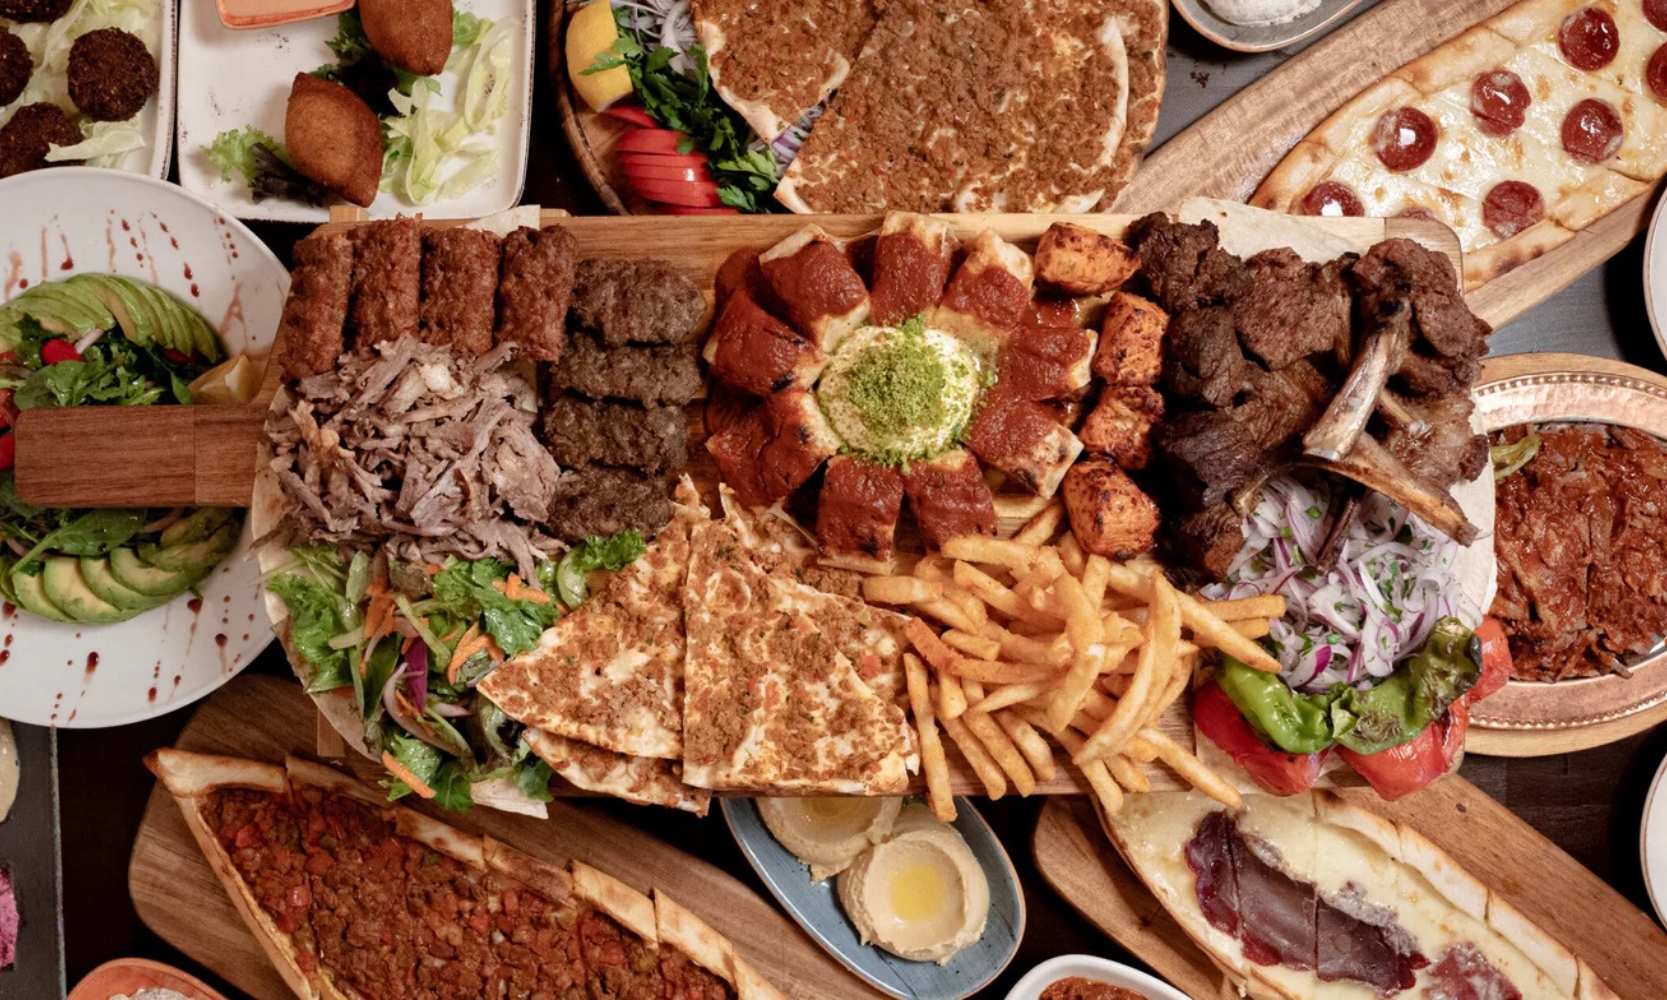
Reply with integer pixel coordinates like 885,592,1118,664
724,797,1024,1000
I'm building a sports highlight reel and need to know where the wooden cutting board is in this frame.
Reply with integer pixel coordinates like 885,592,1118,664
128,673,883,1000
1031,790,1667,1000
11,210,1457,508
1112,0,1664,331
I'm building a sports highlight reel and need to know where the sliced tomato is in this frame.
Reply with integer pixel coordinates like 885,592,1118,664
617,129,693,155
1468,618,1512,703
162,347,194,364
604,105,659,128
622,160,713,183
1192,681,1329,796
629,176,725,209
0,434,14,472
619,149,711,170
40,339,81,365
1338,702,1469,802
665,206,740,215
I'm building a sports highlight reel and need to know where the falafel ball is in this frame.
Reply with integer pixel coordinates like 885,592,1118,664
67,27,157,122
284,73,383,207
0,0,71,23
0,29,31,108
358,0,453,77
0,103,82,178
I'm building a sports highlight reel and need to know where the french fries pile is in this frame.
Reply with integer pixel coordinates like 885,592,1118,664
861,501,1287,823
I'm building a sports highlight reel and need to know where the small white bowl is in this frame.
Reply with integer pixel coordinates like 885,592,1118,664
1004,954,1192,1000
1645,191,1667,364
1171,0,1367,54
1642,753,1667,924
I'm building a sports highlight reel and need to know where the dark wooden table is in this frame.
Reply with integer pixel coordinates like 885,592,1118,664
42,3,1667,998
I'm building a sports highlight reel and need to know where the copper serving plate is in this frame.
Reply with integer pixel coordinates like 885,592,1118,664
1468,353,1667,750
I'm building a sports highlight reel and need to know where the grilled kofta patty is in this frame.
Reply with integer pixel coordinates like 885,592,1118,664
0,29,31,108
0,0,71,23
0,103,81,177
67,28,157,122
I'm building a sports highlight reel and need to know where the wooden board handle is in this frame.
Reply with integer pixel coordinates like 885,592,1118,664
13,405,263,508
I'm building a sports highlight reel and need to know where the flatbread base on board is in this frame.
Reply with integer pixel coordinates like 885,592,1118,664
145,748,788,1000
1097,790,1620,1000
524,728,712,816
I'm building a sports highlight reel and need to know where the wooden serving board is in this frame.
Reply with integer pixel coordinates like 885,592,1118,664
1031,789,1667,1000
129,674,881,1000
1112,0,1664,331
11,210,1456,508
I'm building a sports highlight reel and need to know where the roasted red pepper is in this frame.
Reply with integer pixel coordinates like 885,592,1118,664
1193,680,1331,796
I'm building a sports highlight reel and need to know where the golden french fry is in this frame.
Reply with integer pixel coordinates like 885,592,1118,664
1058,533,1087,576
906,618,959,675
913,558,991,629
980,621,1073,666
950,657,1064,685
956,561,1062,626
963,708,1036,796
1033,547,1066,584
1101,612,1141,647
940,707,1007,799
1125,736,1161,763
1103,563,1283,672
942,536,1039,573
971,681,1051,714
1103,672,1132,698
943,629,1002,661
1055,572,1102,652
1145,660,1192,729
865,575,942,605
1049,642,1110,734
1106,753,1151,794
1054,726,1124,816
937,668,969,720
1138,727,1242,809
1014,499,1065,546
1081,555,1111,608
1080,686,1117,721
905,654,956,822
913,598,980,634
1201,594,1288,622
997,711,1058,783
1077,625,1161,763
1231,618,1271,640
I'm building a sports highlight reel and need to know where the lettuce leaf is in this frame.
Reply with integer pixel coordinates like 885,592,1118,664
269,572,354,693
429,557,560,656
205,126,288,183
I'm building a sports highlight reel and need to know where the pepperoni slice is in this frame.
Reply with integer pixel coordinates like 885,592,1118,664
1560,8,1620,71
1471,70,1531,136
1484,181,1546,239
1647,0,1667,32
1372,107,1439,171
1302,182,1365,217
1562,98,1624,162
1650,44,1667,106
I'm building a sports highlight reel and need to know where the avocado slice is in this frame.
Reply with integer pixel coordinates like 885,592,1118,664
139,524,237,573
11,286,107,337
10,567,71,623
138,284,198,358
110,545,196,597
0,557,19,607
69,275,159,348
81,556,169,612
186,308,224,363
42,557,130,624
161,508,236,548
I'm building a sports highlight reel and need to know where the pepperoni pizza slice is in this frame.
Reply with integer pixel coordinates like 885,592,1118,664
1255,0,1667,290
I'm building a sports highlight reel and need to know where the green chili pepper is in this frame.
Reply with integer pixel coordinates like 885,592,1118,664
1218,658,1336,754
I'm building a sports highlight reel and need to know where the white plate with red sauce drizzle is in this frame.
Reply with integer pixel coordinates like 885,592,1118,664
1645,191,1667,364
0,168,287,728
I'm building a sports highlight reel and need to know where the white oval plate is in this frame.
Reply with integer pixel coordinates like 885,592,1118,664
1004,954,1191,1000
1646,189,1667,363
1644,752,1667,924
1,0,176,179
0,167,288,727
1171,0,1367,53
723,797,1024,1000
174,0,534,222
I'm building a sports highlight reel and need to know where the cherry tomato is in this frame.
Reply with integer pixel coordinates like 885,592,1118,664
628,176,725,208
162,347,194,364
0,352,16,364
619,150,712,170
0,434,16,472
40,339,81,365
1469,618,1512,703
665,206,741,215
621,160,713,183
618,129,695,155
1192,681,1330,796
604,105,659,128
1338,703,1469,801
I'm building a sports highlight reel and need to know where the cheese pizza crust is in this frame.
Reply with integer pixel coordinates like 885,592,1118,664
1254,0,1667,289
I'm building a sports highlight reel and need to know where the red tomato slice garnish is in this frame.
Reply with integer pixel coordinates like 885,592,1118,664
619,150,711,169
40,339,81,365
162,347,194,364
0,352,16,364
622,161,713,183
1337,703,1468,802
1192,681,1329,796
665,206,741,215
604,105,659,128
629,176,725,208
617,130,694,155
0,434,16,472
1468,618,1512,703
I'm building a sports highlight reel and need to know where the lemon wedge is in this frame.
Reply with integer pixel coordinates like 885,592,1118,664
189,355,259,406
567,1,635,112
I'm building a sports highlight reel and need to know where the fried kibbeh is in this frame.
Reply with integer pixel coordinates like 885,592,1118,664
0,0,70,23
68,28,158,122
284,73,383,207
359,0,453,78
0,29,31,108
0,103,82,178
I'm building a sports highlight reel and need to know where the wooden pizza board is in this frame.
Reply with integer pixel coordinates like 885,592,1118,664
1111,0,1664,331
1031,789,1667,1000
128,673,883,1000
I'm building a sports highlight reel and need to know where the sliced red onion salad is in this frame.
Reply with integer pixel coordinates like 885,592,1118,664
614,0,698,76
1201,476,1478,695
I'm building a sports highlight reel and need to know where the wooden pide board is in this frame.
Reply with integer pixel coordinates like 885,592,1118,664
129,674,880,1000
1031,791,1667,1000
1112,0,1663,332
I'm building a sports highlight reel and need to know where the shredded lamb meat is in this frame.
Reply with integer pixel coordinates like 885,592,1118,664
266,336,565,577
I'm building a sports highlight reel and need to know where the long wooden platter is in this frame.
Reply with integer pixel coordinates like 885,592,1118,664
1031,789,1667,1000
129,673,880,1000
1111,0,1664,330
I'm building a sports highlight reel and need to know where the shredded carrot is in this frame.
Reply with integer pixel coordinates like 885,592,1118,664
447,624,485,683
381,752,435,799
425,563,444,575
485,635,506,662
